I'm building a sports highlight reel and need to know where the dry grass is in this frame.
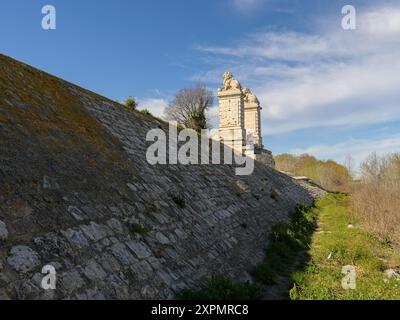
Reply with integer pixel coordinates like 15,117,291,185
350,153,400,245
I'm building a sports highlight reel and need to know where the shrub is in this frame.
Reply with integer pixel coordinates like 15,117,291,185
350,153,400,245
139,108,152,116
123,97,138,111
274,153,352,192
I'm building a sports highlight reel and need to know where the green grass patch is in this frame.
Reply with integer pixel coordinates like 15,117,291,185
176,276,263,300
290,193,400,300
252,202,318,286
176,193,400,300
176,202,318,299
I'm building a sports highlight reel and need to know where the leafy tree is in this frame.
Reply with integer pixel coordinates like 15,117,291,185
123,97,138,111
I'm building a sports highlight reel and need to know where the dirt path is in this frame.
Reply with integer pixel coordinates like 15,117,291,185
263,252,309,300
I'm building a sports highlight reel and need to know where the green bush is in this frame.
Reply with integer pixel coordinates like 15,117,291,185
140,108,152,116
123,97,138,111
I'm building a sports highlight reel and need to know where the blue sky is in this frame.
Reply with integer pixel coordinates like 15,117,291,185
1,0,400,169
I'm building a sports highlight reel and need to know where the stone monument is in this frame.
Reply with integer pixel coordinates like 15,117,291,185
243,88,262,149
217,71,246,154
217,72,275,168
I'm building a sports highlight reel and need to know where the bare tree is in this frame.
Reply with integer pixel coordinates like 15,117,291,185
164,85,214,132
344,154,355,178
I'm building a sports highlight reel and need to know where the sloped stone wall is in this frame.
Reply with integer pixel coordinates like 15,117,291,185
255,149,276,169
0,54,321,300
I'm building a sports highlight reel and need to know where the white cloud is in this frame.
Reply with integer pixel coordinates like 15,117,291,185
290,134,400,171
259,53,400,134
195,4,400,137
197,32,336,62
137,98,221,129
207,105,220,129
363,7,400,35
139,98,168,119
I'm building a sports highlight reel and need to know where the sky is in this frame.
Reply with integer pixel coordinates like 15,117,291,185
1,0,400,170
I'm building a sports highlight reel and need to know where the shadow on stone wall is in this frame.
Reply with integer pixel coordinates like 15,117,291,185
0,54,323,300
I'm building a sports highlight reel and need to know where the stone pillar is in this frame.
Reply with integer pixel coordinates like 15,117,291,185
243,88,263,149
217,72,246,154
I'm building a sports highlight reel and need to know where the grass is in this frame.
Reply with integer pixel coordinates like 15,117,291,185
177,202,318,300
176,193,400,300
290,193,400,300
252,202,318,286
176,276,263,300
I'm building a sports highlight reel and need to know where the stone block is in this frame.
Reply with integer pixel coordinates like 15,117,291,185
7,246,40,273
61,228,89,249
125,240,152,260
0,220,8,241
80,222,108,242
110,243,136,265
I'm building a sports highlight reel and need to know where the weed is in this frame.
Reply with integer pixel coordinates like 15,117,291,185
130,223,150,235
177,276,263,300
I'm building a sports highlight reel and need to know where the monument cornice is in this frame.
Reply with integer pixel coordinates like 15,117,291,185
217,89,244,98
244,103,262,111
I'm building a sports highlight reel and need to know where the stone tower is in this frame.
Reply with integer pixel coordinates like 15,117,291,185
217,71,246,154
243,88,263,149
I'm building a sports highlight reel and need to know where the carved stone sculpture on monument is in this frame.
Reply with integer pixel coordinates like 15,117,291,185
219,71,242,92
217,72,275,168
243,88,259,105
